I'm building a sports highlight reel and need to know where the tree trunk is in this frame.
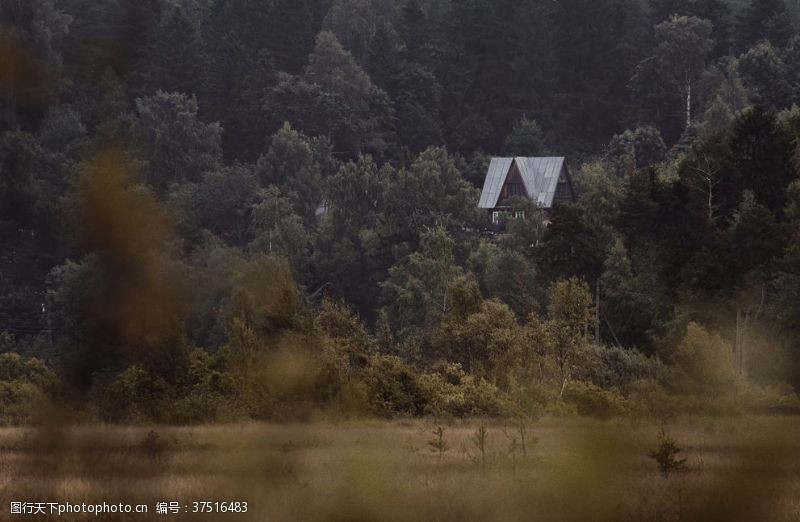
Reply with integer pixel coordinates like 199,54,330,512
595,279,601,343
685,82,692,130
707,178,714,224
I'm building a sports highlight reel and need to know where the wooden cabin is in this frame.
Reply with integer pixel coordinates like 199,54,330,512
478,157,575,223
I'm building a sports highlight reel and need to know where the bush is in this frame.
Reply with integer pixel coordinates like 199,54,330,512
649,429,687,477
99,366,173,423
673,323,738,395
0,353,57,425
363,356,429,417
666,393,745,416
139,430,172,460
419,364,512,418
0,381,47,425
563,380,628,418
361,358,512,419
458,377,513,417
165,390,241,424
739,383,800,415
580,345,666,389
625,379,677,420
0,352,57,391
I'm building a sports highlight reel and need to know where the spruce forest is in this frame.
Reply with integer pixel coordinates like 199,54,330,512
8,2,800,521
2,0,800,425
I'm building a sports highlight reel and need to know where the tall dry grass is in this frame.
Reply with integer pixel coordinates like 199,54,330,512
1,416,800,521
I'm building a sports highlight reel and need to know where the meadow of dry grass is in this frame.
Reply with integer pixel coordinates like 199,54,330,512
2,416,800,521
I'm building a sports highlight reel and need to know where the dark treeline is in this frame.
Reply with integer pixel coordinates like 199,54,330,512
1,0,800,422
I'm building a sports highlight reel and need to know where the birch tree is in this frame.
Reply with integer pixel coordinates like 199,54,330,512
685,151,722,225
547,278,594,397
652,16,714,130
380,226,464,334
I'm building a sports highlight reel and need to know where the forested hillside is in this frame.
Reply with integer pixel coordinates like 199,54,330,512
1,0,800,422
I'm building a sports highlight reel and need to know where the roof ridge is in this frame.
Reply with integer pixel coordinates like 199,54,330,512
479,157,567,210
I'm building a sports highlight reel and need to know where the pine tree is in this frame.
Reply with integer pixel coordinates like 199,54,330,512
134,7,203,97
737,0,794,51
200,32,254,160
600,238,658,350
266,31,394,158
400,0,427,64
0,0,72,130
366,17,400,91
728,107,795,215
551,0,649,149
502,117,548,156
236,49,276,161
266,0,322,73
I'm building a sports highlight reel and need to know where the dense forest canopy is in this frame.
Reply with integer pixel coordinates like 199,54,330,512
1,0,800,422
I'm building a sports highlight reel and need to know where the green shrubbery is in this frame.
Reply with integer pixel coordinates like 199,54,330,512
364,356,430,417
97,366,173,423
0,353,57,425
362,357,511,418
0,381,49,425
580,344,666,389
93,350,241,424
418,364,512,417
742,383,800,414
562,380,629,419
649,429,688,477
3,297,799,424
625,379,677,419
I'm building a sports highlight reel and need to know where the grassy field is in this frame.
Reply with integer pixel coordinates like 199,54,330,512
2,416,800,521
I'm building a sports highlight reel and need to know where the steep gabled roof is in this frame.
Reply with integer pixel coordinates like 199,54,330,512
478,157,514,209
478,157,566,209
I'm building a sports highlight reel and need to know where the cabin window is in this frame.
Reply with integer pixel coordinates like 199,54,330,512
514,211,525,220
492,211,500,224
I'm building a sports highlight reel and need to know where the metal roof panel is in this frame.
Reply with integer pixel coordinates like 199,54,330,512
480,157,565,209
478,157,513,208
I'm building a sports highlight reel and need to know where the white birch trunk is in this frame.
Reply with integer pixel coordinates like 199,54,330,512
685,82,692,130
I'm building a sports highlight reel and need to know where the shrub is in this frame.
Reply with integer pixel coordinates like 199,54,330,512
649,429,687,477
139,430,171,460
514,382,560,417
99,366,172,423
0,352,57,391
673,323,738,395
363,356,429,417
668,393,745,416
472,423,489,473
458,377,513,417
579,344,666,389
0,353,57,425
419,368,512,418
563,380,628,418
165,390,241,424
0,381,47,425
428,426,449,459
625,379,677,420
741,383,800,414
